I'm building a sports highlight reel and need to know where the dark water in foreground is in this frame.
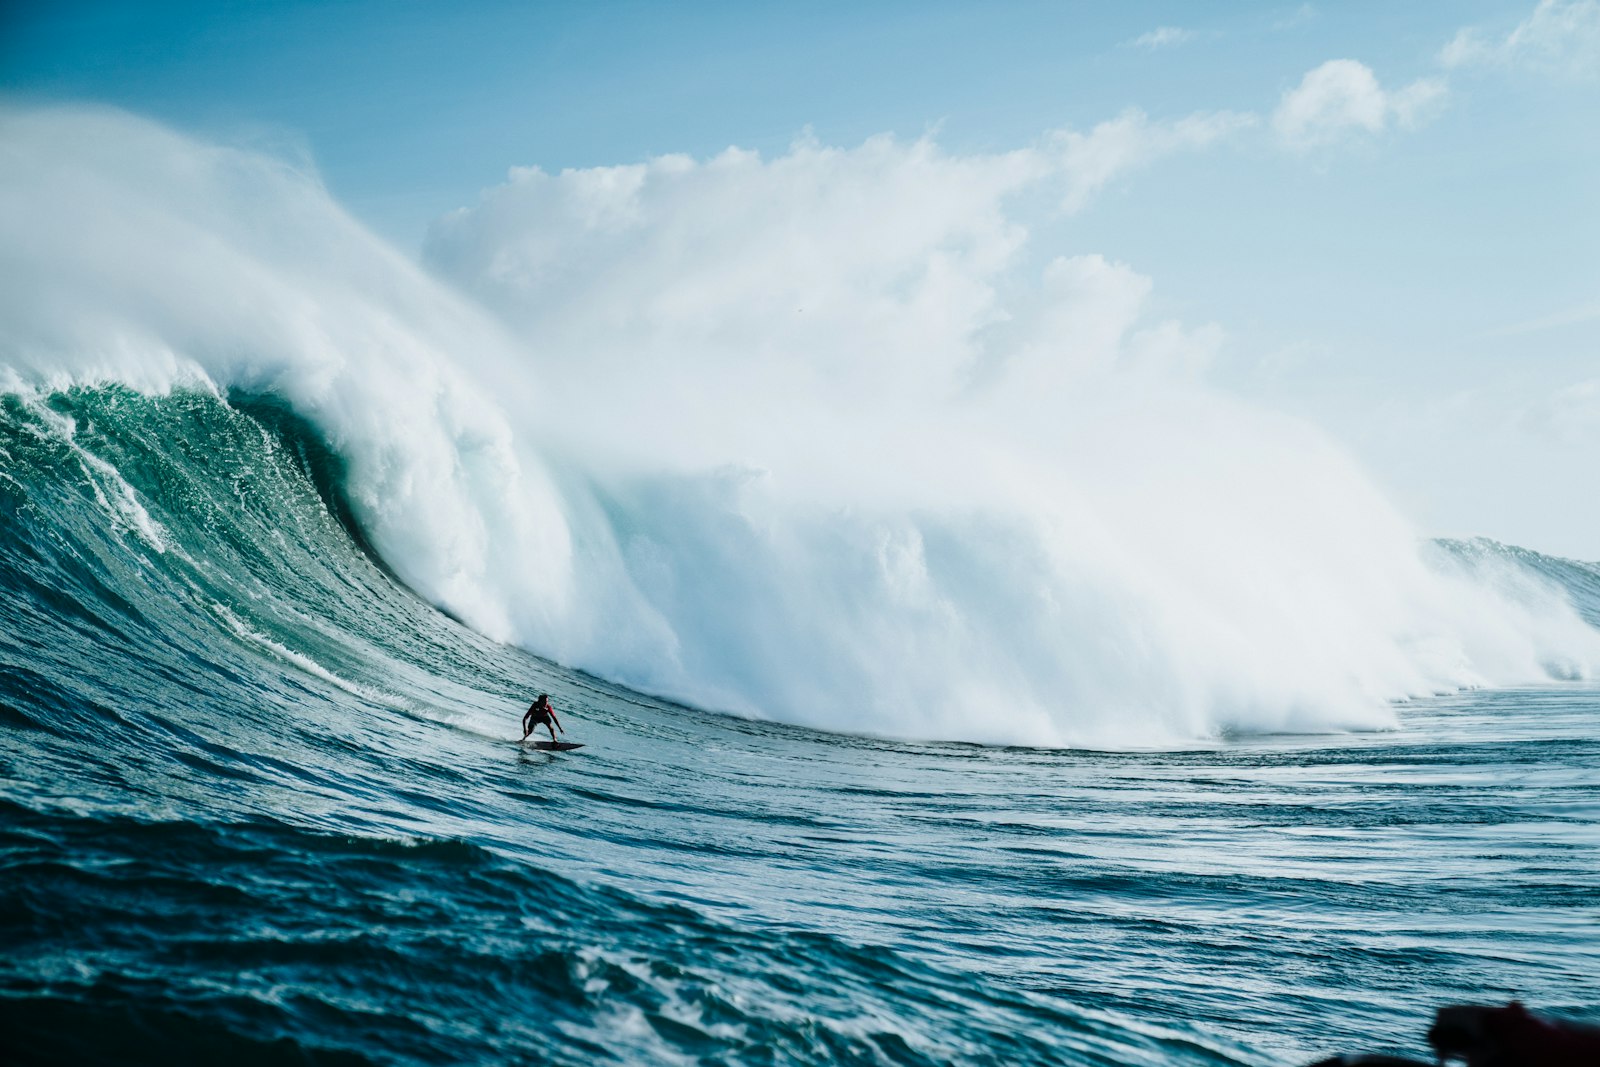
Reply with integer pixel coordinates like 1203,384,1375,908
2,386,1598,1065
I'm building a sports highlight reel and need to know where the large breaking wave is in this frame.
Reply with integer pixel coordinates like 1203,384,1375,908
3,103,1597,747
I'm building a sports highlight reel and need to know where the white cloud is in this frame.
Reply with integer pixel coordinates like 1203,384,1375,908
1130,26,1193,50
1527,378,1600,444
426,135,1044,407
1440,0,1600,77
1273,4,1317,31
424,114,1255,390
1049,108,1256,212
1126,319,1226,378
1389,76,1450,127
1272,60,1447,149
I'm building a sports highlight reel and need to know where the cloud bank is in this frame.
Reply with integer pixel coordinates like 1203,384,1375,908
424,119,1249,411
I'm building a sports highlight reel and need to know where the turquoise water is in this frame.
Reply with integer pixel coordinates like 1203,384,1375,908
2,386,1598,1065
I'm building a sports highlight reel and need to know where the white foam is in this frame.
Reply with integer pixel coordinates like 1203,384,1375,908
207,599,402,709
18,390,173,554
4,104,1597,747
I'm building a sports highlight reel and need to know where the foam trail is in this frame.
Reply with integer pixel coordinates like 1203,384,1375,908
3,104,1597,747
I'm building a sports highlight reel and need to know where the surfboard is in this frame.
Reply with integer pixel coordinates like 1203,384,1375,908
529,741,585,751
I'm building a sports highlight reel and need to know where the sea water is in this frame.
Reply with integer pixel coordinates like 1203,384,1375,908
2,386,1597,1066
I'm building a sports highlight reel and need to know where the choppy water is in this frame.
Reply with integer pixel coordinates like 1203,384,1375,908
3,386,1598,1066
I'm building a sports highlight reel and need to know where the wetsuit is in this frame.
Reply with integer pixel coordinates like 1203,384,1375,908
522,698,561,742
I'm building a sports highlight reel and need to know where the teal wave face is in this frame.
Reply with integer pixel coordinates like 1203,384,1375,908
1432,537,1600,627
0,386,510,721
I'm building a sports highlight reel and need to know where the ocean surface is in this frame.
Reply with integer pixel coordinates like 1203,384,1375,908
3,383,1598,1066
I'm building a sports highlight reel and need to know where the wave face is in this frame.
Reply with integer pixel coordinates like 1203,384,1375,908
5,104,1600,747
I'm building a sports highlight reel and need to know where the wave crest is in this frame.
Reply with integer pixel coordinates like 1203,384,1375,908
4,104,1597,746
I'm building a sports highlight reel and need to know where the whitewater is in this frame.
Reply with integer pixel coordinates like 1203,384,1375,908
2,104,1599,1065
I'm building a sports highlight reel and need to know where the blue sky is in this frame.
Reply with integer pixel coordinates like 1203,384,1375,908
4,0,1598,556
3,2,1574,244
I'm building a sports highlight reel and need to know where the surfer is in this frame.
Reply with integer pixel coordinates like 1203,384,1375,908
521,693,563,744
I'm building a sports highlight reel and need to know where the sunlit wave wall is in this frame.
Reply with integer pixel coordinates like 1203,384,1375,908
4,104,1596,747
